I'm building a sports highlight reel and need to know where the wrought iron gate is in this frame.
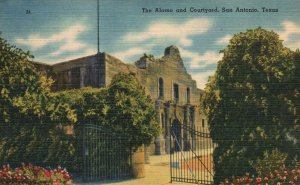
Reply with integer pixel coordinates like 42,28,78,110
170,126,215,185
82,124,132,181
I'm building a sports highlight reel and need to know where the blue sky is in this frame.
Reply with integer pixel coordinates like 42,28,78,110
1,0,300,89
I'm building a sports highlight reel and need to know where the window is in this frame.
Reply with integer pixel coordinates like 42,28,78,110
173,83,179,101
186,87,190,103
159,77,164,98
202,119,205,128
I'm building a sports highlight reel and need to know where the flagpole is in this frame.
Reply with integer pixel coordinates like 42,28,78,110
97,0,100,53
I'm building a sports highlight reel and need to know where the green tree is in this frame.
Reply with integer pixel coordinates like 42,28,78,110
203,28,299,183
0,35,49,164
106,73,159,151
0,36,75,166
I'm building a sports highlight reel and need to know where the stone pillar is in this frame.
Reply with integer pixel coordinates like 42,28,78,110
154,100,165,155
144,145,150,164
164,102,170,154
190,107,196,150
132,145,145,178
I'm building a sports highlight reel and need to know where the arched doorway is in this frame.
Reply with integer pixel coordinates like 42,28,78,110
171,119,181,151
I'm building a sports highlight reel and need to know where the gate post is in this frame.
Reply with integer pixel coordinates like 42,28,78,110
132,145,145,178
144,145,150,164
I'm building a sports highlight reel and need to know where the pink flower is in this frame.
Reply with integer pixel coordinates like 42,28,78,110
282,175,287,180
281,164,287,171
225,178,229,183
293,176,298,182
264,177,269,181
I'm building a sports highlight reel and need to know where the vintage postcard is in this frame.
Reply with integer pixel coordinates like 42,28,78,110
0,0,299,184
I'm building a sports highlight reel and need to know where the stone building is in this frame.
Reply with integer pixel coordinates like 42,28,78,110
34,45,208,155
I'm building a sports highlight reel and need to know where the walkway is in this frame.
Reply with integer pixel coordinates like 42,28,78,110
101,154,191,185
77,149,213,185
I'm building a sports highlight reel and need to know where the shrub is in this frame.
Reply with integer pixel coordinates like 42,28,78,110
250,149,288,177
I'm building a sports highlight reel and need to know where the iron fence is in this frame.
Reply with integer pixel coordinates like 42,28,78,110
82,124,132,182
170,125,216,185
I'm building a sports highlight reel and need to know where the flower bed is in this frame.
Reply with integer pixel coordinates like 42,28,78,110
220,166,299,185
0,164,72,184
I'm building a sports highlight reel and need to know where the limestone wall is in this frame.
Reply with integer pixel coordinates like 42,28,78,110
32,46,210,155
50,54,106,89
104,53,137,86
135,46,200,106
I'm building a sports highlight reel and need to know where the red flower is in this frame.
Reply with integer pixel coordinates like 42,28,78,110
256,177,262,183
54,179,62,183
44,170,52,178
15,175,22,181
28,164,33,169
245,178,250,183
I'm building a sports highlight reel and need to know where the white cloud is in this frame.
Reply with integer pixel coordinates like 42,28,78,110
50,41,87,56
16,23,87,51
278,21,300,41
123,18,213,47
191,70,215,89
112,47,147,62
215,34,232,45
277,21,300,50
180,47,222,68
16,34,49,49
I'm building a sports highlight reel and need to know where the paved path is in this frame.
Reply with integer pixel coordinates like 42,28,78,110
100,154,191,185
77,149,213,185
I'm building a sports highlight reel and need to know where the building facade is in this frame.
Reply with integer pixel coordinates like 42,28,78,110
35,45,208,155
